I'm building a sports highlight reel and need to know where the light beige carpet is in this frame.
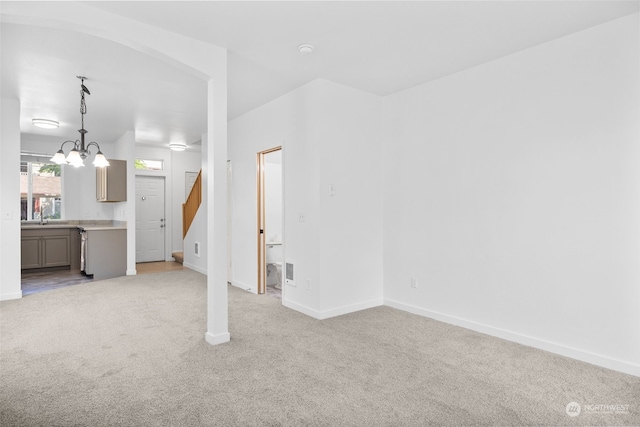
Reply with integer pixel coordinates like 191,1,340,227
1,269,638,426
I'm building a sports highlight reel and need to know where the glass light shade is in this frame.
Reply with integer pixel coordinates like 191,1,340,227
92,152,110,167
66,149,84,167
32,118,59,129
50,150,67,165
169,142,187,151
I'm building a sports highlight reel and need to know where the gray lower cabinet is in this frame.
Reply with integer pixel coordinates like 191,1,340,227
21,235,43,269
84,229,126,280
21,228,74,270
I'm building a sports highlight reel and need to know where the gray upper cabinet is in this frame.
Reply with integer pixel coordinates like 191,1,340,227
96,159,127,202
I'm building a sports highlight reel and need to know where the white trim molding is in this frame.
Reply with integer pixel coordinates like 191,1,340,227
230,280,255,294
183,262,207,275
384,298,640,378
0,291,23,301
205,331,230,346
284,298,383,320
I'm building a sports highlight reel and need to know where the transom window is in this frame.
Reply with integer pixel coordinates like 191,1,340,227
135,158,164,171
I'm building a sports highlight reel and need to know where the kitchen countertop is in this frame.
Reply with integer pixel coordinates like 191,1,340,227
21,220,127,231
79,225,127,231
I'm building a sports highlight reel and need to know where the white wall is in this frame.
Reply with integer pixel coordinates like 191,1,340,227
0,98,22,301
264,154,283,244
184,202,207,274
314,83,384,316
229,83,320,294
229,79,384,318
383,14,640,376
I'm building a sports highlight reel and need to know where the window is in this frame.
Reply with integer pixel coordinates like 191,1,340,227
135,158,163,171
20,161,62,220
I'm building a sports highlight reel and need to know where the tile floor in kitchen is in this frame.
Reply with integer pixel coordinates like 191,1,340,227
21,261,183,296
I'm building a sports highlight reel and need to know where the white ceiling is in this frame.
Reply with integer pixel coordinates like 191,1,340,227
1,1,638,151
1,22,208,148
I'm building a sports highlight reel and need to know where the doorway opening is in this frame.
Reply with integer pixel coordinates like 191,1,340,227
257,147,283,296
135,175,166,263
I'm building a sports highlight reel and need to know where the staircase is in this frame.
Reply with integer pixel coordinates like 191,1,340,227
183,170,202,238
172,251,184,264
176,169,201,266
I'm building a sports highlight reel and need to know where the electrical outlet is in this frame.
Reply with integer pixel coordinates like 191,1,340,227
194,242,200,257
298,213,305,222
306,279,311,290
410,277,418,289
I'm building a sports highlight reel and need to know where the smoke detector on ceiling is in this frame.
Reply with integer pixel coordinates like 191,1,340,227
298,44,314,54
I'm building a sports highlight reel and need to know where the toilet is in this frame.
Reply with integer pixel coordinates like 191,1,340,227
266,241,283,290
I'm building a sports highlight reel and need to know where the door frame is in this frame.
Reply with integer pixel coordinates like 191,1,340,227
256,146,282,294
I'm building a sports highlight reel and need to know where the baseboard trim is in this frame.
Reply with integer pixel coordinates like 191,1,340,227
282,299,322,319
283,298,383,320
205,331,230,345
384,298,640,378
231,280,256,294
0,291,23,301
319,298,384,320
183,262,206,275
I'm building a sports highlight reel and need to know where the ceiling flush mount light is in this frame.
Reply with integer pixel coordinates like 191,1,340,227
32,118,59,129
169,142,187,152
298,44,314,54
50,76,109,168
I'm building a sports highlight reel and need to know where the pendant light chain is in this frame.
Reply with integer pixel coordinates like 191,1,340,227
80,77,87,129
49,76,109,168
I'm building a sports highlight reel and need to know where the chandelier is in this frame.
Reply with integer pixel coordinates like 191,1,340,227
50,76,109,168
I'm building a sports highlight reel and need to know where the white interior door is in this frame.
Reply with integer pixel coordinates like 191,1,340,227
136,176,165,263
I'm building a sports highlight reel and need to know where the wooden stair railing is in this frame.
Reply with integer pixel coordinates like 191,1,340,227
183,170,202,238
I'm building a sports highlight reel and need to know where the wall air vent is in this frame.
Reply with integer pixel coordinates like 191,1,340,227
285,262,295,287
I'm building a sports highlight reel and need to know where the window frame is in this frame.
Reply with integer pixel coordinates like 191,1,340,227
20,160,64,221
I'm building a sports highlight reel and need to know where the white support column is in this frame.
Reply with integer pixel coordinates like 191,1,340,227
204,51,230,345
112,131,137,275
0,98,23,301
